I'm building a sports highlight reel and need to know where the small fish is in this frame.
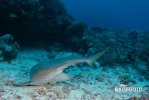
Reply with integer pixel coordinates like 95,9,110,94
15,49,107,86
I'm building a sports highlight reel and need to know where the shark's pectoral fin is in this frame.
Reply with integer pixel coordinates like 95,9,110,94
50,72,72,84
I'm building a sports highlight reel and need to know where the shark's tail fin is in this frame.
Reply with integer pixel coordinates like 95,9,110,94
86,48,108,66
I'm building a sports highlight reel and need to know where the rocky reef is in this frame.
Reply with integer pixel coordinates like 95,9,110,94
0,34,19,61
0,0,149,67
0,0,87,48
84,28,149,81
85,28,149,66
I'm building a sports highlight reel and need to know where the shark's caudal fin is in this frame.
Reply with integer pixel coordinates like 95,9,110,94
86,49,108,66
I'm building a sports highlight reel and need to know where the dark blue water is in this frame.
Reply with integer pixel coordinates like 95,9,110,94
62,0,149,31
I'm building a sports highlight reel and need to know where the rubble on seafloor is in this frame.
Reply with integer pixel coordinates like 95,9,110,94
0,50,148,100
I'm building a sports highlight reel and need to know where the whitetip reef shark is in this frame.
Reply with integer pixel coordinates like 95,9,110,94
14,49,107,86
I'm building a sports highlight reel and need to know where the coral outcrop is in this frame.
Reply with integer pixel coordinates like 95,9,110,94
0,0,87,48
0,34,19,61
85,29,149,67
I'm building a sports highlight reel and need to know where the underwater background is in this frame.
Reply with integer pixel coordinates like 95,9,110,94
62,0,149,31
0,0,149,99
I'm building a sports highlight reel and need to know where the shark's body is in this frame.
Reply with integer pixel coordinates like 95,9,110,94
16,50,106,86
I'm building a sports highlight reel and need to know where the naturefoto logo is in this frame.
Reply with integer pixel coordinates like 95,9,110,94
114,84,143,92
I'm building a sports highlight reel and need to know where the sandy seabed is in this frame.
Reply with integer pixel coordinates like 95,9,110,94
0,49,148,100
